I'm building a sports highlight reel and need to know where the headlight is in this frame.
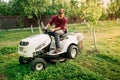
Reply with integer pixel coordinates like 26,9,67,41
20,41,29,46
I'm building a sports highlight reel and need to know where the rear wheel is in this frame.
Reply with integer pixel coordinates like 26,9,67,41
31,58,46,71
67,45,78,59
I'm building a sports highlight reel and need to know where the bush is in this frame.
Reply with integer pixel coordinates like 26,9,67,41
0,46,17,55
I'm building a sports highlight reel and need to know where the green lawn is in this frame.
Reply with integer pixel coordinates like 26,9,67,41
0,20,120,80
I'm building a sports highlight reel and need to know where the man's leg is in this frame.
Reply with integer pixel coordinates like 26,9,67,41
54,30,64,53
55,30,64,35
54,32,60,48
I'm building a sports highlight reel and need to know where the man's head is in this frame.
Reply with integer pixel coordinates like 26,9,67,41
58,9,64,20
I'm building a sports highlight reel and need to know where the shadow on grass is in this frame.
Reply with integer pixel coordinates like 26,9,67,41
85,49,120,65
96,53,120,65
85,49,119,65
86,49,99,54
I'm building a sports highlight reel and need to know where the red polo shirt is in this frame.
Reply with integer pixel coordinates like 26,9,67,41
49,15,67,32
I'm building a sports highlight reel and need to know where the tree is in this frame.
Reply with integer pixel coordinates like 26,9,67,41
80,0,103,22
68,0,81,22
0,0,8,15
100,7,108,20
107,0,120,19
45,0,69,16
24,0,50,26
0,0,27,16
7,0,27,16
45,2,63,15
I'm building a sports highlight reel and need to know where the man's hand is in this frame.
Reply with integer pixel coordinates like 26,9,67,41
45,23,50,30
50,29,55,32
44,27,47,30
42,27,47,31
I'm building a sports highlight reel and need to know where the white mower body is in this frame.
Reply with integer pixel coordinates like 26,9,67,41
18,31,84,71
18,34,51,57
18,33,84,58
49,34,78,55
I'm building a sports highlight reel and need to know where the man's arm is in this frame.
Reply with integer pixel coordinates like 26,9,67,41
51,27,61,32
45,23,51,29
45,16,55,29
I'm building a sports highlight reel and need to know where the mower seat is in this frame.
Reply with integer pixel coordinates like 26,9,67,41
60,30,68,40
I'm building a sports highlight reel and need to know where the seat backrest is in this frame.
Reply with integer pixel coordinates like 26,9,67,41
64,27,68,34
60,27,68,38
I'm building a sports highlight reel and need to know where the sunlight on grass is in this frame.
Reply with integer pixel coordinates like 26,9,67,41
0,20,120,80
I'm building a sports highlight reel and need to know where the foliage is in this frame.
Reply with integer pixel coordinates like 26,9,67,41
100,8,108,20
107,0,120,19
68,0,81,22
80,0,103,22
0,0,27,16
45,0,68,16
7,0,27,16
24,0,50,26
2,0,119,23
0,46,17,54
0,1,8,15
0,0,120,22
44,0,70,20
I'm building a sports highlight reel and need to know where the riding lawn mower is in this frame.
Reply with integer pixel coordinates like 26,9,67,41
18,28,84,71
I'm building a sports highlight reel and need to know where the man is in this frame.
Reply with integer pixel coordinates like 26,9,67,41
45,9,67,53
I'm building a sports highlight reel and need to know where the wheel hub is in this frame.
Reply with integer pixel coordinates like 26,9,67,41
71,49,76,58
36,63,43,71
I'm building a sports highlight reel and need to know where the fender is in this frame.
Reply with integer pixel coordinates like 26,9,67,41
60,35,78,53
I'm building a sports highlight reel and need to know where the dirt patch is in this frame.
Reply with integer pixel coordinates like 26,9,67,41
0,74,5,80
4,53,17,58
82,60,93,69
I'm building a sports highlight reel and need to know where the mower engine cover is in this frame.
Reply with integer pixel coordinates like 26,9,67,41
18,34,51,57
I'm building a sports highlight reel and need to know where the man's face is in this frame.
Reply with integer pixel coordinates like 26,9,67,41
58,14,64,20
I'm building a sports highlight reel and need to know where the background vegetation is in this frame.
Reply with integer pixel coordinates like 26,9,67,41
0,20,120,80
0,0,120,80
0,0,120,25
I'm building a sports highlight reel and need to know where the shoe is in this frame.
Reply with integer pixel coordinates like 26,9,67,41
54,48,61,53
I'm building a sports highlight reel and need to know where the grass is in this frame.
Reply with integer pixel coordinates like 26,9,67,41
0,20,120,80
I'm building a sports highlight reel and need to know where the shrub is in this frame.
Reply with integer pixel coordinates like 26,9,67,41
0,46,17,55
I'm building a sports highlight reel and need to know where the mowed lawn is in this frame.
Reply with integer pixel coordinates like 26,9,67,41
0,20,120,80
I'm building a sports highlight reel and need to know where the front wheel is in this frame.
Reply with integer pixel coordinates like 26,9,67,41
31,58,46,71
19,56,29,64
67,45,78,59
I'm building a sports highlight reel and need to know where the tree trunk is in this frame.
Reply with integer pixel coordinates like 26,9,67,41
93,29,97,51
38,19,42,34
37,14,42,27
38,19,41,27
